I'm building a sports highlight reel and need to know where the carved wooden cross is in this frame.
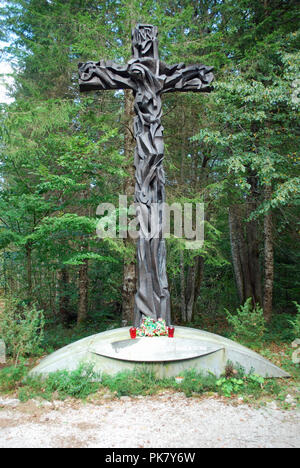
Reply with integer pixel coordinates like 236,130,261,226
78,24,214,327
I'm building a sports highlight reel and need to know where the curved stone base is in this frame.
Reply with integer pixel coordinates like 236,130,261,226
30,326,290,379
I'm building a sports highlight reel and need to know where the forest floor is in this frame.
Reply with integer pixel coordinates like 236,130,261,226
1,323,299,448
0,391,299,448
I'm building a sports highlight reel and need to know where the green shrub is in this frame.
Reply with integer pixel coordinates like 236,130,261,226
289,302,300,339
0,295,45,363
0,363,28,393
264,313,295,343
216,365,265,398
225,298,266,346
216,377,245,397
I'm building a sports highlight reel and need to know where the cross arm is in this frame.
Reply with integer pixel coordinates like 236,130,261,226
78,60,137,92
161,62,214,94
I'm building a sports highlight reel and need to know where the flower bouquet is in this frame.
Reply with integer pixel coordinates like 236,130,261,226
137,317,168,337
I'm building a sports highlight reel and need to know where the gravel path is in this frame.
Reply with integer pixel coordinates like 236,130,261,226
0,393,299,448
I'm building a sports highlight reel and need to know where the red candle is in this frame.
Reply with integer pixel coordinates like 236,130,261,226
129,327,137,339
168,326,175,338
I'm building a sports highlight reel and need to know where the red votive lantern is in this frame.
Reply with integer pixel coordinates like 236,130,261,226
129,327,137,339
168,326,175,338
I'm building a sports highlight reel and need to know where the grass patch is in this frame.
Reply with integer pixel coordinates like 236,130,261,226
18,364,102,402
0,362,102,402
0,357,298,408
102,368,219,398
167,369,218,397
102,368,161,397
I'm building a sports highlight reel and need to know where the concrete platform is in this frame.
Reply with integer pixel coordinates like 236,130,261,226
30,326,290,379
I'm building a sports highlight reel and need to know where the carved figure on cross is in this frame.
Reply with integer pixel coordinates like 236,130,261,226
79,24,214,327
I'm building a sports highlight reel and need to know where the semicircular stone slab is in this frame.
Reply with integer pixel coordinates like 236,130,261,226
30,326,290,379
92,337,223,362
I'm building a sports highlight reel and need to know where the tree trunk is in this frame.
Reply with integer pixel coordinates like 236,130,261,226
246,173,263,305
193,256,204,317
229,199,263,306
77,259,89,324
186,261,197,322
121,88,136,326
180,250,186,322
50,270,57,317
122,260,136,326
58,267,71,324
25,243,33,301
246,215,263,305
263,185,274,322
229,205,247,303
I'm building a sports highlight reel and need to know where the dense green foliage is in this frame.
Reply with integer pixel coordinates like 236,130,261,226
225,298,266,346
0,294,44,362
290,302,300,338
0,0,299,345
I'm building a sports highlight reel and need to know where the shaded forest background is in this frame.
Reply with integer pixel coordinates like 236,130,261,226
0,0,299,345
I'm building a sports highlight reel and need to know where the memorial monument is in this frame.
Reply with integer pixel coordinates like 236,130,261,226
31,25,289,380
